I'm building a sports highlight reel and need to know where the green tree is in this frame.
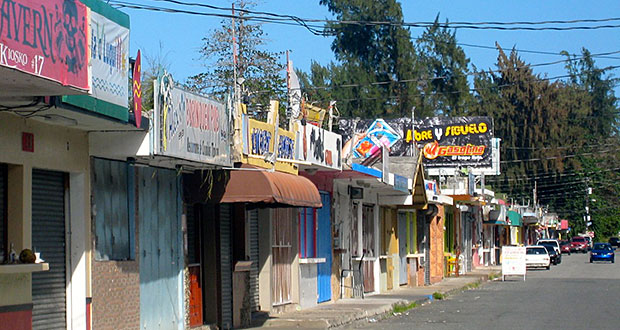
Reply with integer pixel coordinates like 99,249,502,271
317,0,421,118
415,17,472,116
187,0,285,112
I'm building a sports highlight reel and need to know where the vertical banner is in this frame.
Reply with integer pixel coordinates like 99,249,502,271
90,8,129,106
133,50,142,128
0,0,90,90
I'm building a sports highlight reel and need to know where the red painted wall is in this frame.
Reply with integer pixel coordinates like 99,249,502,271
0,310,32,330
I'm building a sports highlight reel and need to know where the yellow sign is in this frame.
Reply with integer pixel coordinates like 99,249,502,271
244,118,298,175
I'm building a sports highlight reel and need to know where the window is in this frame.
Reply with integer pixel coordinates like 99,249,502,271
351,203,360,257
362,205,375,257
299,207,316,258
92,158,135,261
406,212,417,254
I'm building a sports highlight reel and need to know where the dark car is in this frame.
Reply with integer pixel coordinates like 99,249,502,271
543,245,561,265
559,240,571,255
609,237,620,248
539,242,562,264
590,243,615,263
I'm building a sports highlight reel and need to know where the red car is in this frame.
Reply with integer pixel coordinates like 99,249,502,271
559,240,571,255
571,236,589,253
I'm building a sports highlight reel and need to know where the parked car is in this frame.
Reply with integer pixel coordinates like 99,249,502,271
542,245,561,265
526,246,551,270
571,236,589,253
538,239,561,255
590,243,615,263
608,237,620,248
559,240,572,255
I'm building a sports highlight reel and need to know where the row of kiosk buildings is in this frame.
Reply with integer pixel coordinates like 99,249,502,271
0,1,564,329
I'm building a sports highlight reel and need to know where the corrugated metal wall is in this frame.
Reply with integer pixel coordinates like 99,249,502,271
247,208,260,312
138,167,184,330
32,169,67,330
92,158,131,260
219,204,233,329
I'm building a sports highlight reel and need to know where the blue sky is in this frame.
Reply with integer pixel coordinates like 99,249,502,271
122,1,620,89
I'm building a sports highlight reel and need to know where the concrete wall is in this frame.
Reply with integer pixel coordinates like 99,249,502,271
0,113,90,328
298,264,318,308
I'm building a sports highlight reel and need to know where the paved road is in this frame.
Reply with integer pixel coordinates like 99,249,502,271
345,250,620,330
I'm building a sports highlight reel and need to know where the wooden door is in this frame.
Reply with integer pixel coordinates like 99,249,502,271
362,260,374,293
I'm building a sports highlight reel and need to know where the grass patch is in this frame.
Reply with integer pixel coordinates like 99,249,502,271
392,301,418,314
464,282,481,290
432,292,446,300
488,272,501,280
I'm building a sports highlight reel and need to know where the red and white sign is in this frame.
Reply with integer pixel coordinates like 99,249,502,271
0,0,90,90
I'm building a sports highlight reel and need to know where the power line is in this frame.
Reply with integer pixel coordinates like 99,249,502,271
110,1,620,33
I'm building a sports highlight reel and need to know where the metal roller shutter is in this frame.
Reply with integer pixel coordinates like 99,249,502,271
220,204,233,329
0,164,6,255
247,208,259,312
32,169,67,330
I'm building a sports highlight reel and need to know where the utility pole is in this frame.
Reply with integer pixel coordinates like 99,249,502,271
585,178,592,230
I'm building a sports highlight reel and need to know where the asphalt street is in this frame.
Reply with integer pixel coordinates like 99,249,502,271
344,249,620,330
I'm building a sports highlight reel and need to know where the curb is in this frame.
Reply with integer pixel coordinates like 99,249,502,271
255,274,496,329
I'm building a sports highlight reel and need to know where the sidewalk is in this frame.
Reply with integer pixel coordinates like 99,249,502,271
249,265,501,329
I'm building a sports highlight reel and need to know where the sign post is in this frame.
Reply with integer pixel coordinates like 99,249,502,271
501,246,526,281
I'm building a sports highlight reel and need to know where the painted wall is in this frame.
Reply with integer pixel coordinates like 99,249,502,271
0,113,90,329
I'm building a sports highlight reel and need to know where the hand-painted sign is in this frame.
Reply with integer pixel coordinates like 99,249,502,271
132,50,142,128
296,123,342,170
416,117,493,168
244,117,297,174
0,0,89,90
501,246,526,280
351,119,400,159
153,72,231,166
90,7,129,107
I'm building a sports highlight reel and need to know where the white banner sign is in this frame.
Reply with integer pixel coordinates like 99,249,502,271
90,11,130,107
502,246,526,280
296,123,342,170
153,73,231,166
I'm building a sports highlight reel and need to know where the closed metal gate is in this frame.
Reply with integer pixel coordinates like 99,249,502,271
138,167,183,330
397,213,407,286
317,192,332,303
0,164,6,254
219,204,233,329
272,208,293,306
464,214,473,272
247,208,260,312
32,169,67,330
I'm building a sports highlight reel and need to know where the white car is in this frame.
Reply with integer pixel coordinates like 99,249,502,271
526,246,551,270
537,239,561,255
